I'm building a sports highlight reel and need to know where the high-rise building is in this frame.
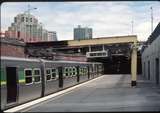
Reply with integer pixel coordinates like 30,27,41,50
5,13,57,42
48,31,57,41
74,25,92,40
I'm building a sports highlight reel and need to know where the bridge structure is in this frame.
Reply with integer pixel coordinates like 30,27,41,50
26,35,138,86
67,35,138,86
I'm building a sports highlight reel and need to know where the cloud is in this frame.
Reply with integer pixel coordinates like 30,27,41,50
1,1,160,41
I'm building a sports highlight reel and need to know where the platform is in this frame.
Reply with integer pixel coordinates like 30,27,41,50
19,75,160,112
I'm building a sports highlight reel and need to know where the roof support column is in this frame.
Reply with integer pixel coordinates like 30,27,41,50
131,42,137,86
89,45,91,52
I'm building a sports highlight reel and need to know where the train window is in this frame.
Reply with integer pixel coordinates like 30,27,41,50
79,68,82,76
84,67,88,75
33,69,41,83
72,67,77,76
25,70,32,77
24,69,32,85
64,67,69,77
34,69,40,75
26,77,32,84
52,68,56,72
51,68,58,80
69,67,73,77
46,69,51,81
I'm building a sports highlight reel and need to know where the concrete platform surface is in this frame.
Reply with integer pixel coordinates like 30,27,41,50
21,75,160,112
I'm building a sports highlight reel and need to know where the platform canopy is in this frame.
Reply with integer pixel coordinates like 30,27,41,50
67,35,137,46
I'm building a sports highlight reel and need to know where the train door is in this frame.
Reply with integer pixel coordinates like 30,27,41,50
58,67,63,88
6,67,18,103
156,58,159,85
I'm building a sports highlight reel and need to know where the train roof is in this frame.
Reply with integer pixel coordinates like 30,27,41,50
41,59,94,64
1,56,102,64
1,56,40,62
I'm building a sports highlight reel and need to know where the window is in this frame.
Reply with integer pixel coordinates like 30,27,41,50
72,67,77,76
69,67,73,77
24,69,32,84
14,17,17,22
65,67,69,77
21,17,24,22
79,67,83,76
84,67,88,75
33,69,41,83
26,17,28,22
51,68,58,80
30,18,32,22
46,68,51,81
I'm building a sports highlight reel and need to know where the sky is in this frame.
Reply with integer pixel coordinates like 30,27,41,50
1,1,160,41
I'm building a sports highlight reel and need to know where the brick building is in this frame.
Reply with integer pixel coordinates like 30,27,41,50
1,37,26,57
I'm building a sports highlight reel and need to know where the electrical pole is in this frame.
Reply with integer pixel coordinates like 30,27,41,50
151,7,153,34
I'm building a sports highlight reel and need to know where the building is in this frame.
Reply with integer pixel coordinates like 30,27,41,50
42,29,48,41
141,22,160,85
48,31,57,41
74,25,92,40
5,13,57,42
1,37,26,57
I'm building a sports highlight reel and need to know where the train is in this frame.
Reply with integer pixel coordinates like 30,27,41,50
1,56,104,110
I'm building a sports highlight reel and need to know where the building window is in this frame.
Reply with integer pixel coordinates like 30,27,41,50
14,17,17,23
21,17,24,22
24,69,32,84
33,68,41,83
26,17,28,22
30,18,32,22
17,31,20,38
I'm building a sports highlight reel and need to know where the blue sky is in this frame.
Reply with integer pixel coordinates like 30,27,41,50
1,1,160,41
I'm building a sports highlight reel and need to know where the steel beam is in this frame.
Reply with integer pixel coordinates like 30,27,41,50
68,35,137,46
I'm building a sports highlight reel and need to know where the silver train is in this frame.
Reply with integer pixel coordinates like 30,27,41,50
1,56,104,110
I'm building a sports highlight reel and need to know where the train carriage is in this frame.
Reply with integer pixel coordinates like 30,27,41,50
78,63,90,83
1,56,42,110
60,61,79,89
1,56,103,111
41,60,60,96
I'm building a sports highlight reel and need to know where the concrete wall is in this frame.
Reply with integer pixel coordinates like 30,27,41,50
142,35,160,85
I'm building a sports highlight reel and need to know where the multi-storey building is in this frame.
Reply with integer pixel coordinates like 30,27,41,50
5,13,57,42
48,31,57,41
74,25,92,40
